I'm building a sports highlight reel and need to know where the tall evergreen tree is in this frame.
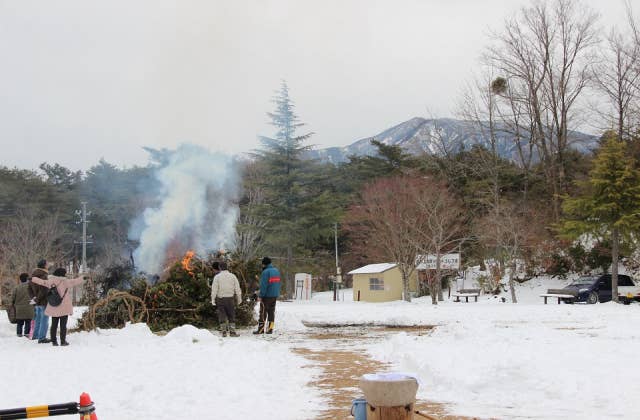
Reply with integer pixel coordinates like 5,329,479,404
561,134,640,302
254,81,315,296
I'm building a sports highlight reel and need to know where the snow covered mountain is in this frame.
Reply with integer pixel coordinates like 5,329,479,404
306,117,598,164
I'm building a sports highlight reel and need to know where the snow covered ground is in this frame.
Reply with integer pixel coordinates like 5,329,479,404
2,276,640,419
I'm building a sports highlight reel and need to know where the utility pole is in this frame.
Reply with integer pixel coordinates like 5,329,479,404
75,202,92,273
335,222,339,269
334,222,342,301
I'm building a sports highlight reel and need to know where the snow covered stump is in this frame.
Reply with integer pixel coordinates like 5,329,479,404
359,373,419,420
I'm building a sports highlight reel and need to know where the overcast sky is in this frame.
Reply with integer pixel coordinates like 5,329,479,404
0,0,631,171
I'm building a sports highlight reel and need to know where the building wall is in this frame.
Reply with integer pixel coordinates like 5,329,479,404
352,267,418,302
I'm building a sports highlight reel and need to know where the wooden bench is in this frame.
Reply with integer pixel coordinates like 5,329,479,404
540,288,577,304
452,288,481,302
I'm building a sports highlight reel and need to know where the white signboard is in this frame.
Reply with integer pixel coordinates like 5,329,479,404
294,273,312,300
415,253,460,270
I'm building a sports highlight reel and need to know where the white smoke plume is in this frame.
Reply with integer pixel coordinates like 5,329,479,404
130,144,240,274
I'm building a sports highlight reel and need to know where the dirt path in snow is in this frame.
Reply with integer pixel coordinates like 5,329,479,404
289,326,482,420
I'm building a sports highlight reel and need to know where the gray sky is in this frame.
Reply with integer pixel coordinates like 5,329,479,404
0,0,630,170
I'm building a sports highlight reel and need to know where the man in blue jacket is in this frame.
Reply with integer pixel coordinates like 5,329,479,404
253,257,281,334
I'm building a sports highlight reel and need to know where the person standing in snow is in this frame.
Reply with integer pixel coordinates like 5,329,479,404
29,259,50,343
30,267,86,346
210,261,242,337
207,261,221,288
253,257,281,335
12,273,34,337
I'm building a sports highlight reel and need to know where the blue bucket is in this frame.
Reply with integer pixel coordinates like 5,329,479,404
351,398,367,420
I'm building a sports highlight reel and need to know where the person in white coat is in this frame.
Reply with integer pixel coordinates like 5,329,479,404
210,261,242,337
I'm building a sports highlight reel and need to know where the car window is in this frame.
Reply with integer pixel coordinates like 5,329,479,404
599,275,612,289
571,276,597,286
618,276,634,286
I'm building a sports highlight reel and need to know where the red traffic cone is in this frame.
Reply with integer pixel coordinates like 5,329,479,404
78,392,98,420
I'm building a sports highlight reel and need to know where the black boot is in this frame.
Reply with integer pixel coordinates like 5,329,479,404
52,340,59,346
252,323,265,334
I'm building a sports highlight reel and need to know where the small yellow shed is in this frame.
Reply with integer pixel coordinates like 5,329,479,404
349,263,418,302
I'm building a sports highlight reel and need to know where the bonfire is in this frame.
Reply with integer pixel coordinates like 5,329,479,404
78,251,257,332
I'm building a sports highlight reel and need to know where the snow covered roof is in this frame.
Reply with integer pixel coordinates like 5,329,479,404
348,263,397,275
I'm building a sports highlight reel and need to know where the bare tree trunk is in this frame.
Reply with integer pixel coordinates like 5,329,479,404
401,267,412,303
509,261,518,303
429,277,438,305
611,228,620,303
436,265,444,302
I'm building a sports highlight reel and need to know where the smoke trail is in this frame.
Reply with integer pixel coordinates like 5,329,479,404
130,144,240,274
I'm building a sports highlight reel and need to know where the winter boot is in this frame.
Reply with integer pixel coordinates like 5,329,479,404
52,340,59,346
266,321,275,334
252,322,265,335
220,321,229,337
61,341,69,346
229,324,238,337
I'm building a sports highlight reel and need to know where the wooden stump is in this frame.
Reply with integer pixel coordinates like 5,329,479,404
366,403,414,420
359,374,419,420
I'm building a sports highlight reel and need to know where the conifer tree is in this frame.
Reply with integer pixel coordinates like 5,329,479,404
254,81,315,296
561,134,640,301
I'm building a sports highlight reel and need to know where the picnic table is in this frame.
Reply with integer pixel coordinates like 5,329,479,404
452,288,481,302
540,288,577,304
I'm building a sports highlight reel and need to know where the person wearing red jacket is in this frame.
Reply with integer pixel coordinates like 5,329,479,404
253,257,281,335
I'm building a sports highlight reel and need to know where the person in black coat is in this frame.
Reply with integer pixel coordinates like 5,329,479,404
12,273,35,337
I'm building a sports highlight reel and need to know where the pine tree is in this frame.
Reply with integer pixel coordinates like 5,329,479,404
561,134,640,301
254,81,314,296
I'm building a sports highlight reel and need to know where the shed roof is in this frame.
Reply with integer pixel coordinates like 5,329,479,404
348,263,397,275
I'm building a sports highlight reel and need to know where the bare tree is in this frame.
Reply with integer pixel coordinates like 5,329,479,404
474,201,542,303
233,161,267,263
410,178,468,304
458,72,509,212
592,15,640,141
0,208,67,304
484,0,600,220
344,176,428,302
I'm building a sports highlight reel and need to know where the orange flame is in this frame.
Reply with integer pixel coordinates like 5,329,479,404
181,250,195,275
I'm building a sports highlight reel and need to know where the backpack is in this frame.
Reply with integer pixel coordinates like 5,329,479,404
47,285,67,307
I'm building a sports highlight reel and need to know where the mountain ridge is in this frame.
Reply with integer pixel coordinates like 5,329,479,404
305,117,598,164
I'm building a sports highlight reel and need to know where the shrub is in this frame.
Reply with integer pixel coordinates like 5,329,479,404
586,242,612,272
544,253,571,278
567,243,587,272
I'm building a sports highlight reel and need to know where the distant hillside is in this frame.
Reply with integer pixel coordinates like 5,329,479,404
305,117,598,164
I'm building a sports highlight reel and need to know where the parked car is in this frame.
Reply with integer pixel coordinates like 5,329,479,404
562,274,640,304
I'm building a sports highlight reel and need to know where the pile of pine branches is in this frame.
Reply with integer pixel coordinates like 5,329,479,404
78,257,256,332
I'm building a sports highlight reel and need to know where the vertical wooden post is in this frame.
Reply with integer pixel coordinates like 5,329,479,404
366,403,414,420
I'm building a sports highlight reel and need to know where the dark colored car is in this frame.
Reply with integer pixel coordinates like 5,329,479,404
563,274,636,304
